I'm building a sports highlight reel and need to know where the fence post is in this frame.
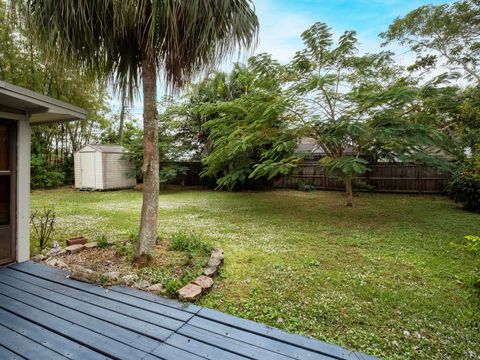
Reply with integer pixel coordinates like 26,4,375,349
323,168,326,190
418,165,422,195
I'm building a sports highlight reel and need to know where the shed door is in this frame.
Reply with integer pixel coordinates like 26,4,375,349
81,152,96,188
0,119,16,265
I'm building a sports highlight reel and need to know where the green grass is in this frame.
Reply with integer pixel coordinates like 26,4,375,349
31,188,480,359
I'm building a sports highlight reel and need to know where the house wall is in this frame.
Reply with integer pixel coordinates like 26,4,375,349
17,117,30,262
0,112,30,263
102,153,136,190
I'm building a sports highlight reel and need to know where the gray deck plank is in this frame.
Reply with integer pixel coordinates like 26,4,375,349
164,334,249,360
0,308,109,360
196,308,365,359
0,269,181,336
0,292,155,360
178,324,298,360
147,343,208,360
0,323,67,360
0,345,24,360
0,280,163,351
187,315,332,360
110,285,201,314
8,262,194,321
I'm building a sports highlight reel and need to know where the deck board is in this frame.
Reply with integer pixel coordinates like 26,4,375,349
0,308,109,360
0,345,25,360
0,262,380,360
0,269,181,337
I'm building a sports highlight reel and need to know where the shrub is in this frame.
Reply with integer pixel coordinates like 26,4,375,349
169,232,213,255
30,207,56,250
31,155,66,189
449,157,480,212
458,235,480,289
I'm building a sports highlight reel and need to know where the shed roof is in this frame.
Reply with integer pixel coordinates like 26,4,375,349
0,80,87,124
79,144,127,153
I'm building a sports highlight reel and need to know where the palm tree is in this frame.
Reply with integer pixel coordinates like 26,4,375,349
18,0,258,259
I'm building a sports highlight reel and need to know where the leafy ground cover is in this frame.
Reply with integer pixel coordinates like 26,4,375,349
31,188,480,359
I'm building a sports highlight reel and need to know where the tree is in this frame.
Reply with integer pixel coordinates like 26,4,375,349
198,56,297,190
1,0,110,187
287,22,448,206
18,0,258,259
381,0,480,84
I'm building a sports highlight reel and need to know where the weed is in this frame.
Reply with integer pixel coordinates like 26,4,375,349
165,278,181,296
169,231,212,255
97,234,109,248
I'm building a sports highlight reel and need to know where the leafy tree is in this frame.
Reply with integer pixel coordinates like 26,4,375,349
160,68,254,163
286,22,448,206
418,83,480,159
30,155,65,189
449,156,480,212
16,0,259,259
381,0,480,83
1,1,110,187
198,55,297,190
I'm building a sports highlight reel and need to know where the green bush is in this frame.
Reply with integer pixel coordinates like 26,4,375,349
31,155,66,189
169,232,212,255
460,235,480,289
449,157,480,212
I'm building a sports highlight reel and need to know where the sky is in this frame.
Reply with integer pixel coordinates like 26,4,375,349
116,0,452,117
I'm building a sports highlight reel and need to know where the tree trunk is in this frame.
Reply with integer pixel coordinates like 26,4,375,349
118,86,127,144
344,176,353,207
136,55,159,259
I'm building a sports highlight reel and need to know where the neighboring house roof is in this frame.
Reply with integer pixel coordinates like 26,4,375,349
78,144,127,154
0,80,87,124
297,138,357,156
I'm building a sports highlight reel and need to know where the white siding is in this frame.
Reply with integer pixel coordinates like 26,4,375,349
102,153,136,189
74,152,81,188
17,116,30,262
95,151,104,189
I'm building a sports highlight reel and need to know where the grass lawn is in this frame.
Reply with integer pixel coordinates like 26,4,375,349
31,188,480,359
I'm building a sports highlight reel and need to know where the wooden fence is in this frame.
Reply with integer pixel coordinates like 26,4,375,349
163,161,451,194
274,162,450,194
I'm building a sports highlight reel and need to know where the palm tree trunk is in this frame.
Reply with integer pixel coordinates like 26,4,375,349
344,176,353,207
136,55,159,259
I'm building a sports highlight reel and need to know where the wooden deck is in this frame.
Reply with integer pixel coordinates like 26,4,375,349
0,261,379,360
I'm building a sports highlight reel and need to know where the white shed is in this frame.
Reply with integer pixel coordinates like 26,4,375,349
74,144,136,190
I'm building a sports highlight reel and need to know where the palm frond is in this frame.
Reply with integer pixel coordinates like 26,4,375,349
13,0,258,99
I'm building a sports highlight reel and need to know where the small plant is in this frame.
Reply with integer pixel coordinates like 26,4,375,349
296,182,317,192
30,207,56,250
169,232,213,255
115,242,135,262
138,267,169,284
453,235,480,289
127,229,138,242
97,235,109,248
449,157,480,212
164,278,181,296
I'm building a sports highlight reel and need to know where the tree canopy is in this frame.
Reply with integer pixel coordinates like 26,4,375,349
382,0,480,83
